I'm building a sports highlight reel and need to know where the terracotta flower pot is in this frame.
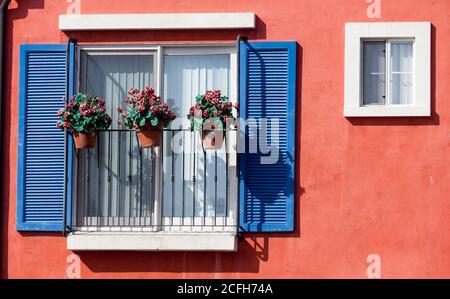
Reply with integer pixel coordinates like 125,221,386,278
201,130,224,150
73,132,97,149
136,125,163,148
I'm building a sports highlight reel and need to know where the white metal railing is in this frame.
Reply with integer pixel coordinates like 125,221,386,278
72,129,238,234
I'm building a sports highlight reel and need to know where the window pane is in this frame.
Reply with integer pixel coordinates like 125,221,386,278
78,54,155,224
85,55,154,129
163,54,230,218
363,41,386,105
390,41,413,105
164,55,230,129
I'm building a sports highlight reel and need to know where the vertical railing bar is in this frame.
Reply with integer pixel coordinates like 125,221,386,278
148,148,151,227
171,130,175,227
82,151,87,227
87,149,91,226
107,130,112,227
151,147,155,228
159,133,163,229
214,149,218,228
159,139,162,228
96,134,100,227
74,153,80,230
192,130,196,227
75,149,79,228
139,140,143,227
181,131,185,227
97,133,101,169
128,130,132,227
203,148,206,228
224,132,229,228
117,131,122,227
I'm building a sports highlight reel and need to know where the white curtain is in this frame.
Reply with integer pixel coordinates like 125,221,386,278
164,55,230,129
390,41,413,105
162,54,230,219
78,54,155,225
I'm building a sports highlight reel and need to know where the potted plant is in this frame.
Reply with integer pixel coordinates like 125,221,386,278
187,90,237,150
57,93,112,149
118,87,176,148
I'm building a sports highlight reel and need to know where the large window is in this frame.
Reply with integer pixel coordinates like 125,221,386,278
74,46,237,232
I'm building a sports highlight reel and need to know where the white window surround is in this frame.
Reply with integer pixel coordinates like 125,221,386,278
344,22,431,117
68,44,239,252
59,13,255,31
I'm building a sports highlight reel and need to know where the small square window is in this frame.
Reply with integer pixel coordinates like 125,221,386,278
345,22,430,117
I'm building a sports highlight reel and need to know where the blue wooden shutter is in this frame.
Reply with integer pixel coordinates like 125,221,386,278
239,41,296,232
17,44,74,231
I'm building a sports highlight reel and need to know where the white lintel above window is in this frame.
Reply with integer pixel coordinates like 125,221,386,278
344,22,431,117
59,12,255,31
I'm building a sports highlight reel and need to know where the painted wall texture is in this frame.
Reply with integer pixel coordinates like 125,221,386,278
2,0,450,278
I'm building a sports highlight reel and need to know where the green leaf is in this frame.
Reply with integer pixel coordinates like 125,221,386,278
123,118,131,129
193,118,204,130
150,117,159,127
138,118,147,127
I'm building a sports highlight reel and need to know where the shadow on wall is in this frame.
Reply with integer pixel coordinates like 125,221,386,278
77,238,269,273
6,0,44,21
347,24,438,127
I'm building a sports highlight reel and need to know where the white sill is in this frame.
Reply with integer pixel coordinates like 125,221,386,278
344,105,431,117
67,232,237,252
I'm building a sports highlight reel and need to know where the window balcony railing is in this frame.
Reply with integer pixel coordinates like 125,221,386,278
72,129,238,234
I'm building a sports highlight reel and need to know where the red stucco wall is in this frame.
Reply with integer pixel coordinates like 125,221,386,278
2,0,450,278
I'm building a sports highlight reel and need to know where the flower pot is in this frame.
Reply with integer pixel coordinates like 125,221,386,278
136,125,163,148
201,130,224,150
73,132,97,149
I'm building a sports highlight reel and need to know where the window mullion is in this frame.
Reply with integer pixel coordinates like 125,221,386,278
155,45,164,229
385,40,391,106
156,46,164,96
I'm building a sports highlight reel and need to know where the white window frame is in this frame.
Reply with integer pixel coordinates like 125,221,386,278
344,22,431,117
69,44,238,251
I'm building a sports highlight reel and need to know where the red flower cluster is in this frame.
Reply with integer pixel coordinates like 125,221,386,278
118,87,176,130
187,90,237,130
56,93,111,134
